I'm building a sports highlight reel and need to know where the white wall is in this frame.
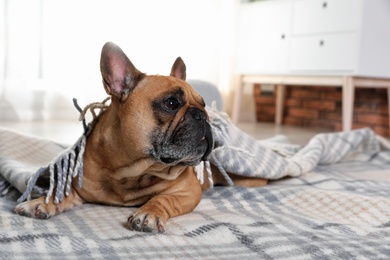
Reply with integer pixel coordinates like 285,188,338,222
1,0,239,121
0,0,5,97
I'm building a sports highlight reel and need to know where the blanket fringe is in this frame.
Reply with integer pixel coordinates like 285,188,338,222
0,182,11,196
17,97,111,204
194,161,215,188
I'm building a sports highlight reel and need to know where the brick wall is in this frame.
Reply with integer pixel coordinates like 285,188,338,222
254,84,389,136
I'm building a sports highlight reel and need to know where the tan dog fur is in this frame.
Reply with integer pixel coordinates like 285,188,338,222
15,42,267,233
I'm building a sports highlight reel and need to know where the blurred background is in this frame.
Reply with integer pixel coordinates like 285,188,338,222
1,0,390,143
0,0,238,121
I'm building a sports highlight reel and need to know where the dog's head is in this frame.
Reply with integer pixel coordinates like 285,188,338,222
99,42,213,167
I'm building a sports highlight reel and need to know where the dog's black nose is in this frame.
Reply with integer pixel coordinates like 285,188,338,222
188,107,206,121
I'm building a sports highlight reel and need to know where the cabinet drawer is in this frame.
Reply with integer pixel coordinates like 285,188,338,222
290,33,358,71
236,0,292,73
292,0,363,34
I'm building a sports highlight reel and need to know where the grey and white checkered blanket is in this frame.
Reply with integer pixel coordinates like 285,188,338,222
1,108,390,259
200,108,390,186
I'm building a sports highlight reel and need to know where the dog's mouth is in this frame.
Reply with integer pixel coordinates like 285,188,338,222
201,122,213,161
153,120,213,166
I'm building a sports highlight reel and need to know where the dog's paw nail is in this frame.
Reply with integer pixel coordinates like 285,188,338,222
35,211,48,219
34,207,47,219
157,219,165,233
158,226,164,233
15,207,31,217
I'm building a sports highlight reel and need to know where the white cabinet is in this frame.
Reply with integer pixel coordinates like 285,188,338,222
236,0,390,78
290,32,358,71
236,0,292,74
292,0,362,34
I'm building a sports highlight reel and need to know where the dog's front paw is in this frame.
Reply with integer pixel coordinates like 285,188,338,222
127,210,165,233
15,197,56,219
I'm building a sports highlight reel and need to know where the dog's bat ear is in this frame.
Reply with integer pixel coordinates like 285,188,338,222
170,57,186,81
100,42,144,100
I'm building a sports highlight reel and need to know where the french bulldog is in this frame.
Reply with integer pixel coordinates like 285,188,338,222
15,42,267,233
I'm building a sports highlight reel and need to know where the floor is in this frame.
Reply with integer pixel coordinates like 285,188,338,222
0,120,332,145
236,121,332,144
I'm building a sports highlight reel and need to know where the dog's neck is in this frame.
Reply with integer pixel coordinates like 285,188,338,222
84,104,151,173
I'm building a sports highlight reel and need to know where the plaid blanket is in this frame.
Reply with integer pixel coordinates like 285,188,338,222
203,109,390,184
1,110,390,259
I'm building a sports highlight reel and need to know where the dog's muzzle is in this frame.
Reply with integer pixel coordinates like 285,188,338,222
152,107,213,166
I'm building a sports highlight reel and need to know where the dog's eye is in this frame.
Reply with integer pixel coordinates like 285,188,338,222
163,97,180,111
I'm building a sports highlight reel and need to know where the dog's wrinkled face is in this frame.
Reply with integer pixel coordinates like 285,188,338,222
147,78,213,166
100,42,213,167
